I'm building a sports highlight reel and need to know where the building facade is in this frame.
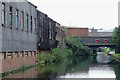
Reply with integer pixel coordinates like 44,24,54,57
37,11,57,51
56,23,66,50
65,27,89,37
0,0,38,73
0,0,62,73
0,1,37,52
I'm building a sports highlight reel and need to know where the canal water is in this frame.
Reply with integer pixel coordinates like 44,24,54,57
2,52,120,79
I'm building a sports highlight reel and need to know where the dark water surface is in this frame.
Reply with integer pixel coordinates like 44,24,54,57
2,52,120,79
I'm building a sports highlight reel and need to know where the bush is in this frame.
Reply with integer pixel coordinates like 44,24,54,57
37,36,93,65
65,36,93,56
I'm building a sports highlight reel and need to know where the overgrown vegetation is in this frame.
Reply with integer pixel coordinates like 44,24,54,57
65,36,93,56
37,36,93,65
112,26,120,53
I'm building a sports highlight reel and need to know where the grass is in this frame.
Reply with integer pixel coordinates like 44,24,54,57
112,54,120,56
111,54,120,62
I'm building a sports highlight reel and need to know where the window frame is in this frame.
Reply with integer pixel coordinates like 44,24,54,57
31,16,32,33
26,14,29,32
16,9,19,29
34,18,36,33
9,7,12,28
2,3,5,26
21,11,24,30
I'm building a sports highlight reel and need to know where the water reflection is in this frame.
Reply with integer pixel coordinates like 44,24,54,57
2,52,120,79
96,52,112,64
89,65,115,78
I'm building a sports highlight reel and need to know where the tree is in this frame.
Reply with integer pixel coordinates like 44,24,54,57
112,26,120,53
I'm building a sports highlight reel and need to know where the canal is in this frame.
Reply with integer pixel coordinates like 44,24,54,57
2,52,120,79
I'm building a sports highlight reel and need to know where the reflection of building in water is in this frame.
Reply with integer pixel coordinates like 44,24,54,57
89,27,113,36
4,67,37,78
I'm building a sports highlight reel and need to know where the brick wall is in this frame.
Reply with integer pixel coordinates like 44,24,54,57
2,52,37,73
66,28,89,37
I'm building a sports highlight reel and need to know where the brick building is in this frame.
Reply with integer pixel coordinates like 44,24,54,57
65,27,89,37
0,0,63,74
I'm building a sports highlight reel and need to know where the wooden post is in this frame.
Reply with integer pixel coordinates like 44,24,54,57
22,52,24,57
11,52,15,59
17,52,20,58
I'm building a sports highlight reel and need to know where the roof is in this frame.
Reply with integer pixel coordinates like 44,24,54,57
89,29,114,33
28,1,37,8
97,29,113,32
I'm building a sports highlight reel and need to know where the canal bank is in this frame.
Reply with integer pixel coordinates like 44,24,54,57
2,52,120,79
103,47,120,62
0,50,51,78
108,53,120,62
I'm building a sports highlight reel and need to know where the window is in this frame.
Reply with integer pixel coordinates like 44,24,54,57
9,7,12,27
16,9,19,29
2,3,5,26
21,11,24,30
31,16,32,33
49,22,52,39
26,14,28,32
33,18,36,33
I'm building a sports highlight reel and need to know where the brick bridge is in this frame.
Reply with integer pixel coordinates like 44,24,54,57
80,36,115,48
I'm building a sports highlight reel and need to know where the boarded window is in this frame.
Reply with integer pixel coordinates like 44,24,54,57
21,11,24,30
2,3,5,26
26,14,29,32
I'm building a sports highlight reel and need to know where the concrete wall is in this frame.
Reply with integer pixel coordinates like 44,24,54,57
0,1,37,52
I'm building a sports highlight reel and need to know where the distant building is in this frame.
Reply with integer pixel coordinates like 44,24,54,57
89,28,113,36
56,23,66,50
65,27,89,37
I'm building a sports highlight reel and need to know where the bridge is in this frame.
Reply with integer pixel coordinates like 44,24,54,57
80,36,115,48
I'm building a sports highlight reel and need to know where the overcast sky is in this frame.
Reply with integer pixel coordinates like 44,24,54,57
28,0,119,29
